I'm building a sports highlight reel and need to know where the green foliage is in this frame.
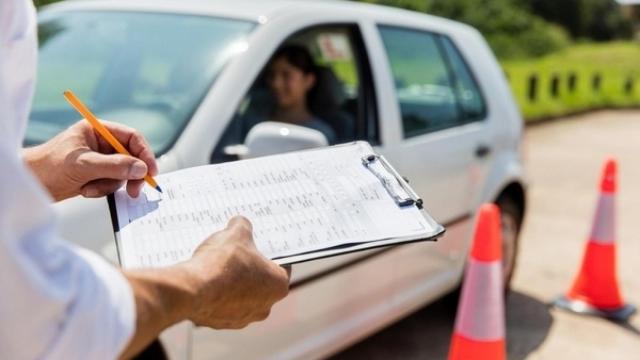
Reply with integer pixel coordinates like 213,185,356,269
356,0,640,119
483,16,570,59
523,0,633,40
34,0,61,7
503,42,640,121
358,0,430,12
359,0,570,59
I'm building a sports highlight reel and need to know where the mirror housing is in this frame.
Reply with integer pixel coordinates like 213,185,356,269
225,121,328,159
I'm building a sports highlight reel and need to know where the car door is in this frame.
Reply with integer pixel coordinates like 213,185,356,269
190,21,407,359
373,25,492,267
208,23,384,281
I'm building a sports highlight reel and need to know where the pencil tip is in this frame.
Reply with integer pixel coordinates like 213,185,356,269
156,185,163,193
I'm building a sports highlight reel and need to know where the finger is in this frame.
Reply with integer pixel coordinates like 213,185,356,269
273,270,291,299
198,218,248,250
219,322,250,330
257,310,271,321
226,216,256,248
81,179,125,198
126,179,145,198
282,265,292,279
77,151,148,181
227,216,253,233
97,121,159,176
267,263,291,299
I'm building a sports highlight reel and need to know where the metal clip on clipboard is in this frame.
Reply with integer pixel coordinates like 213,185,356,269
362,154,424,209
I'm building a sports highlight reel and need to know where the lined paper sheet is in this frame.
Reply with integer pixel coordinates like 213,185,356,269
113,142,440,268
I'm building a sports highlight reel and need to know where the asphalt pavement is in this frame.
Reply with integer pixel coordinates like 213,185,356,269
334,109,640,359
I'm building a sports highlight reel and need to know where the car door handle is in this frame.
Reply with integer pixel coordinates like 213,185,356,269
475,144,491,158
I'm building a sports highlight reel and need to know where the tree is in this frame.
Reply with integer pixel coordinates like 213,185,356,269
34,0,62,7
357,0,570,59
523,0,632,40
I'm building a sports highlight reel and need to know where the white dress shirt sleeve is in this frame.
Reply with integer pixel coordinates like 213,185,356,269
0,0,136,359
0,146,136,360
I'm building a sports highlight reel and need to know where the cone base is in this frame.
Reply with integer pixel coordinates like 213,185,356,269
449,334,505,360
553,295,636,322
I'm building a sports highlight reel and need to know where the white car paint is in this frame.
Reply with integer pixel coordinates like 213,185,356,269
37,1,526,359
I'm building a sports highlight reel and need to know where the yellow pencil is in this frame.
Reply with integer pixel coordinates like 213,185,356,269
63,90,162,193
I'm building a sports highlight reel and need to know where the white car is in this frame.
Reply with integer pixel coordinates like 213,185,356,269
28,1,526,358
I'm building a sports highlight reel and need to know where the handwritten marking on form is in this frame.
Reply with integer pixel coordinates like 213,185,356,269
115,143,433,269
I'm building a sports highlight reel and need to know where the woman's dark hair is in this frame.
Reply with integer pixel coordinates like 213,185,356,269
268,45,320,114
270,45,317,75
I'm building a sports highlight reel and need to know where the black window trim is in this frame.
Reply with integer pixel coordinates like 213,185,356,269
348,24,381,146
436,34,489,124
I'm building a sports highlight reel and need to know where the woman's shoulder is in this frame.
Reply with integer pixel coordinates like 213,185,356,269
304,117,336,144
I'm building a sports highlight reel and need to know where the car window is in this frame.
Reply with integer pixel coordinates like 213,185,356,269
211,25,376,163
379,26,485,138
27,11,254,155
439,36,486,123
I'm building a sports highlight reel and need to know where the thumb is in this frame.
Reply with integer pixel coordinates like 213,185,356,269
77,151,148,181
227,216,253,233
225,216,256,247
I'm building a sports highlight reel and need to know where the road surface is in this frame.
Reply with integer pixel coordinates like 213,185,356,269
334,109,640,359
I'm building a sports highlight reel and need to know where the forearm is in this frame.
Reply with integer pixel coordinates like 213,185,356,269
119,266,196,359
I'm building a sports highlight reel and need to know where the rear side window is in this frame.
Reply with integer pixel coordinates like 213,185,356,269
378,26,486,138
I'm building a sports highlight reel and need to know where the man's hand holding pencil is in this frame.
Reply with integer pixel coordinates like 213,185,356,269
23,119,158,201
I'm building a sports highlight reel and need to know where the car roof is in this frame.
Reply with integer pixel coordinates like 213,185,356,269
43,0,472,34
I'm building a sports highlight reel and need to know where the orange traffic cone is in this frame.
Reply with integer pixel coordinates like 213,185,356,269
449,204,506,360
553,158,636,321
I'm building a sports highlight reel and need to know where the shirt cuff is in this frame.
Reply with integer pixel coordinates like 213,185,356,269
46,246,137,360
78,247,136,358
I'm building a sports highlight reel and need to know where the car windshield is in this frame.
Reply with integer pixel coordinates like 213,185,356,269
26,11,254,154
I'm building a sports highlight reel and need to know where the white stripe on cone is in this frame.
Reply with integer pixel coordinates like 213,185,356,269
454,259,505,341
590,194,615,245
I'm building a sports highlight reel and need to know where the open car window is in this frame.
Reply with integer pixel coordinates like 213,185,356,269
211,25,377,163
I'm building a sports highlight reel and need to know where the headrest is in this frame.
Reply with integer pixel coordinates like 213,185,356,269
309,66,346,116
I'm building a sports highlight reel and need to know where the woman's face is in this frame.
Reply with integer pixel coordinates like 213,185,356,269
267,57,316,109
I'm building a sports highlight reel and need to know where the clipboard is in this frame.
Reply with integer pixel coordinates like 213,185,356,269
107,142,445,267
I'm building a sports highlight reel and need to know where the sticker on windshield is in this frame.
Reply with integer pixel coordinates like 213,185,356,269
317,34,352,61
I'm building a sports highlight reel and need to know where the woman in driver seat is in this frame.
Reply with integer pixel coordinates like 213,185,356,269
265,45,337,144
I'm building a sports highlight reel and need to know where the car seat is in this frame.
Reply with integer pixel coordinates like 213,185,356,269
308,66,355,143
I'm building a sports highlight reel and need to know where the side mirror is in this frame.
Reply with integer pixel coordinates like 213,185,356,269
224,121,328,159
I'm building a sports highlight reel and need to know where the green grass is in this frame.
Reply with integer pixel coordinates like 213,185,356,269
502,42,640,122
